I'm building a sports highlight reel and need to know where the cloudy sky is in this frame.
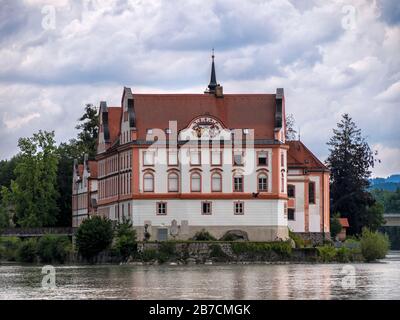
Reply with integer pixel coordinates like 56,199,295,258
0,0,399,177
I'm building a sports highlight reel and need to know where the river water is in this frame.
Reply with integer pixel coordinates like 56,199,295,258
1,251,400,300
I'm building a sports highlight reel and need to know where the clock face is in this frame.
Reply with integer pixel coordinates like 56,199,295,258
179,115,232,141
191,117,222,138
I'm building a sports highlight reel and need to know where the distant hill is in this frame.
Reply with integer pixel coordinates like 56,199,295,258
369,174,400,191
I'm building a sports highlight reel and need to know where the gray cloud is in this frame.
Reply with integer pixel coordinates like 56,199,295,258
0,0,399,177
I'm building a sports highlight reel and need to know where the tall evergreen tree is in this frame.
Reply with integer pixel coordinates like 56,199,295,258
326,114,383,235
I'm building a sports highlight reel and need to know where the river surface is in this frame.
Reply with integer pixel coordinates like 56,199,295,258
1,251,400,300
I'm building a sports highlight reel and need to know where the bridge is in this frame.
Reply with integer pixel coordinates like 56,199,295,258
383,214,400,227
0,227,76,237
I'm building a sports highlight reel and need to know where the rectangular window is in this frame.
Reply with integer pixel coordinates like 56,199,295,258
211,150,222,166
143,151,155,166
234,201,244,215
201,201,212,215
288,208,295,221
190,150,201,165
168,150,178,166
233,151,244,166
281,153,285,167
288,185,295,198
157,202,167,215
309,182,315,204
258,152,268,166
233,176,243,192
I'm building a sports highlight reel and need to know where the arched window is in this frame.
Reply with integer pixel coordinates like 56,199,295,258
168,173,179,192
143,172,154,192
233,174,243,192
191,172,201,192
211,172,222,192
258,173,268,192
281,172,285,193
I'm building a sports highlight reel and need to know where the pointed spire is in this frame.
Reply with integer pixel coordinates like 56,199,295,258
208,48,217,93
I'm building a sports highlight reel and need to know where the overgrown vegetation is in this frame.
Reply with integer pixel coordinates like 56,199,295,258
37,235,71,263
191,229,217,241
16,238,37,263
360,228,389,262
289,229,306,248
113,219,137,261
75,216,113,261
231,241,292,258
0,237,21,261
330,213,343,239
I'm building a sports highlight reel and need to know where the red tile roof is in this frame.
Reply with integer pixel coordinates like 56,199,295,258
339,218,349,228
78,164,84,177
132,94,277,140
107,107,122,144
88,161,97,178
287,140,328,171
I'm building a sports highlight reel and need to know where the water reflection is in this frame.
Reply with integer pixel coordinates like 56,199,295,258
1,252,400,300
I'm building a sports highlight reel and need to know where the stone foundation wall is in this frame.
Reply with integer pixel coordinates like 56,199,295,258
135,225,289,242
295,232,331,246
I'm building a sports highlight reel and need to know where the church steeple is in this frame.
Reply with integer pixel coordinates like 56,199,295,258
205,49,223,97
208,49,217,93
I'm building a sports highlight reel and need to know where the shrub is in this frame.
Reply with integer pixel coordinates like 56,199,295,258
317,245,337,262
231,241,292,258
210,244,230,261
191,229,216,241
16,238,37,263
114,219,137,260
0,237,21,261
76,216,114,260
141,248,158,262
37,235,71,264
330,213,343,239
289,230,305,248
219,233,237,241
360,228,390,262
336,247,350,263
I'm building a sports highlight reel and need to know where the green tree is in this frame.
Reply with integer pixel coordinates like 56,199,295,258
330,213,343,239
55,140,82,227
75,103,99,160
363,202,385,231
326,114,379,235
7,131,59,227
55,104,99,226
114,219,137,260
76,216,113,260
0,155,19,190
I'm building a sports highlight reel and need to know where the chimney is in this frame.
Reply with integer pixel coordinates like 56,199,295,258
215,84,224,98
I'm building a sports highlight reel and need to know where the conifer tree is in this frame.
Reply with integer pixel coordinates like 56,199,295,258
326,114,383,235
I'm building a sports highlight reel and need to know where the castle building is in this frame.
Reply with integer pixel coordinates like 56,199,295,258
72,55,330,242
71,155,98,227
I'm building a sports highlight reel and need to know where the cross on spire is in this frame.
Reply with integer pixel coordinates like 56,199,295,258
208,48,217,93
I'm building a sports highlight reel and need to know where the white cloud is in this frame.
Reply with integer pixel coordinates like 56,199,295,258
3,112,40,130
